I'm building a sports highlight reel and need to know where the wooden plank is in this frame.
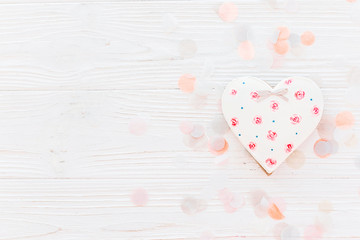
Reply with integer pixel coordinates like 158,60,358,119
0,90,356,179
0,179,358,239
0,2,355,90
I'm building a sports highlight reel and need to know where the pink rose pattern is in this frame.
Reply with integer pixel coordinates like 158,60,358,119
285,143,293,153
249,142,256,150
312,105,319,115
285,79,293,85
228,80,320,168
266,158,277,167
290,114,302,124
231,117,238,126
267,130,277,141
270,100,279,111
295,90,305,100
250,91,259,100
253,115,262,125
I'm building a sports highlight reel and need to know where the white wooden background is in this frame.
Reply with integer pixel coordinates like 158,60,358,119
0,0,359,239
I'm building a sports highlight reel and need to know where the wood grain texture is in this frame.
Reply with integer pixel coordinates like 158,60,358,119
0,0,359,239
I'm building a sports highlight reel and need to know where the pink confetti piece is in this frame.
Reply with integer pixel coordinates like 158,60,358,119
209,136,226,151
178,74,196,93
218,188,245,213
314,139,332,158
190,124,205,138
218,2,238,22
335,111,355,129
131,188,148,207
301,31,316,46
304,225,323,240
128,117,148,136
238,41,255,60
179,121,194,134
181,197,207,215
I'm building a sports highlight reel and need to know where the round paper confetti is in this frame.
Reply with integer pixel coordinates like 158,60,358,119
209,136,226,151
131,188,148,207
228,194,245,209
291,44,304,56
181,197,207,215
218,2,238,22
250,190,270,218
218,188,244,213
183,134,208,149
344,133,358,148
238,41,255,60
301,31,315,46
286,150,306,169
314,139,332,158
129,117,148,136
315,213,333,232
277,26,290,40
211,115,229,134
178,74,196,93
281,226,300,240
254,200,270,218
269,198,286,213
304,225,323,240
189,94,207,109
210,139,229,156
328,139,339,154
191,124,205,138
335,111,355,129
179,121,194,134
270,29,280,44
250,189,268,206
274,40,289,55
288,33,301,48
214,153,229,165
333,127,354,143
273,223,289,240
317,116,336,139
268,203,285,220
178,39,197,58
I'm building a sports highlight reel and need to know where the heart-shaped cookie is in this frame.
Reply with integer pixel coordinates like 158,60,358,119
222,77,323,174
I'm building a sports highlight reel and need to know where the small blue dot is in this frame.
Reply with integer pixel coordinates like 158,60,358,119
271,149,274,151
310,98,313,101
241,107,244,109
239,133,241,136
256,135,258,138
272,120,275,123
296,132,298,135
242,82,245,84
